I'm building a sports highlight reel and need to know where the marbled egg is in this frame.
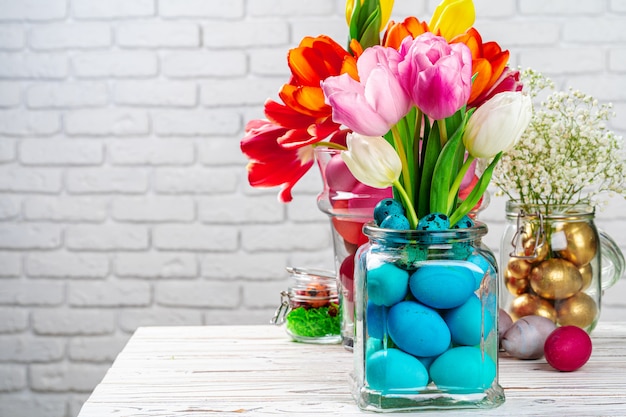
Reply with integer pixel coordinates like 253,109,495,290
367,263,408,306
409,263,475,309
366,348,429,391
374,198,405,226
501,315,556,360
444,294,493,346
387,301,451,357
452,215,475,229
429,346,496,393
380,213,410,230
417,213,450,231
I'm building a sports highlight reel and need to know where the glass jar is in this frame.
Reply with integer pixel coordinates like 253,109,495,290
315,147,392,350
270,267,341,344
352,223,504,412
500,202,625,333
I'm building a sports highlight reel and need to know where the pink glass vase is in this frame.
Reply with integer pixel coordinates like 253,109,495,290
314,147,392,350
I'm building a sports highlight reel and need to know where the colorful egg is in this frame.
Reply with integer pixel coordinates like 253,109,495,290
409,263,475,309
387,301,451,357
467,254,494,290
510,293,557,322
380,213,410,230
544,326,592,372
556,291,598,329
417,213,450,231
444,294,493,346
367,263,408,307
366,301,385,339
325,153,358,192
429,346,496,392
529,258,583,300
501,315,556,359
374,198,405,226
366,348,429,391
554,222,598,267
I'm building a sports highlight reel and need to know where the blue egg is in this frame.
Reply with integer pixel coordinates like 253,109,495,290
443,294,493,346
374,198,405,226
394,244,428,269
417,213,450,231
367,263,408,307
380,213,410,230
366,337,383,359
429,346,496,393
366,348,429,391
409,263,475,309
366,301,385,339
467,254,495,290
387,301,450,357
452,215,475,229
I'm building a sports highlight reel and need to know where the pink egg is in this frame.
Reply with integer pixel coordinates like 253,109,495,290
325,154,359,192
347,183,392,210
544,326,592,372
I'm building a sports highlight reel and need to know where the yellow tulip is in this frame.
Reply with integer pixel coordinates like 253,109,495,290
345,0,395,32
430,0,475,41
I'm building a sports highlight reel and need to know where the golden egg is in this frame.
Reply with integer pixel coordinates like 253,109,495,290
554,221,598,267
579,263,593,291
556,292,598,330
510,293,557,322
504,269,530,296
506,258,532,280
529,258,583,300
523,236,550,263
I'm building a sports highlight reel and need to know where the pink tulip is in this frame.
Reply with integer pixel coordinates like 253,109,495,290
398,32,472,120
470,67,523,108
321,46,412,136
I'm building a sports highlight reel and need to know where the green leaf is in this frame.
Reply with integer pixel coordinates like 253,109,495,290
449,152,503,226
417,121,441,218
429,121,466,215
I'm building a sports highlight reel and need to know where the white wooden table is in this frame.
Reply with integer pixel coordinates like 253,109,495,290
78,322,626,416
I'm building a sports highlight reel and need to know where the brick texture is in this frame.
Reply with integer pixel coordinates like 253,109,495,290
1,1,625,416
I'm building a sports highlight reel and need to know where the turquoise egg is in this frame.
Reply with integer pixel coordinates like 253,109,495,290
366,337,383,359
366,301,385,339
466,254,493,290
443,294,493,346
387,301,450,357
374,198,405,226
367,263,408,306
409,263,475,309
429,346,496,393
380,213,410,230
366,348,429,391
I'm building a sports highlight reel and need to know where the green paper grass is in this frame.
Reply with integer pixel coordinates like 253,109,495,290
286,303,341,338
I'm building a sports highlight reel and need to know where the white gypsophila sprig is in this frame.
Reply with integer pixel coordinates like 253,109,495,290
492,69,626,213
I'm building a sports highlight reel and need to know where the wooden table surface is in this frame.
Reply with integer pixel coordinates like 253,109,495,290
78,322,626,417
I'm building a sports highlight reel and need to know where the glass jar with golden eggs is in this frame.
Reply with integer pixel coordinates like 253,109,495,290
500,202,625,333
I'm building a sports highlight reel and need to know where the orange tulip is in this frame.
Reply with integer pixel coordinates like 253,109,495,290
382,16,429,49
279,35,357,119
451,28,510,106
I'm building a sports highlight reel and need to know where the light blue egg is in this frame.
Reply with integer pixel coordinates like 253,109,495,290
366,348,429,391
466,254,493,290
429,346,496,393
374,198,405,226
443,294,493,346
409,263,475,309
366,301,385,339
367,263,409,307
366,337,383,359
387,301,450,357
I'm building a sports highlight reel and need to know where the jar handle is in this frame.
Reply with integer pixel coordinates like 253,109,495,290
599,230,625,290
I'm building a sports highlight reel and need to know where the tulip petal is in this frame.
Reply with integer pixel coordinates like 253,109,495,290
430,0,475,41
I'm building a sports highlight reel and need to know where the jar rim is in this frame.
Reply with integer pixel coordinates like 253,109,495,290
505,201,595,219
363,221,488,242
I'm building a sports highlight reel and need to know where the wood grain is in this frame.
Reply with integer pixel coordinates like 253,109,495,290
78,323,626,416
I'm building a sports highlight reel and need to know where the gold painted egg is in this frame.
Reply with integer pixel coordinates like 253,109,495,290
510,293,557,322
504,269,530,296
529,258,583,300
506,258,532,280
554,222,598,267
579,263,593,291
556,292,598,330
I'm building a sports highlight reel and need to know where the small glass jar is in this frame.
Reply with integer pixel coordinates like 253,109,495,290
500,202,625,333
271,267,342,344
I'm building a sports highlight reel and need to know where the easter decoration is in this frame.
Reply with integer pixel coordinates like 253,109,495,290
495,69,626,335
241,0,534,411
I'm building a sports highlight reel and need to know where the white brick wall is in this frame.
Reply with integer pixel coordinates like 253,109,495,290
0,1,625,416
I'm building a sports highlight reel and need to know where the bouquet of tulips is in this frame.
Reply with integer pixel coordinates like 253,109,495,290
241,0,533,229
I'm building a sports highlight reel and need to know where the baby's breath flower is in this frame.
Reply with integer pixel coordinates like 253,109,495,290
492,69,626,212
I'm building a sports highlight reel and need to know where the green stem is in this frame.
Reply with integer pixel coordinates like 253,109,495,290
437,119,448,147
391,125,413,203
392,179,418,229
447,155,475,213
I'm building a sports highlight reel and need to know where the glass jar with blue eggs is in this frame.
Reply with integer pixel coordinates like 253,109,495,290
351,221,505,412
